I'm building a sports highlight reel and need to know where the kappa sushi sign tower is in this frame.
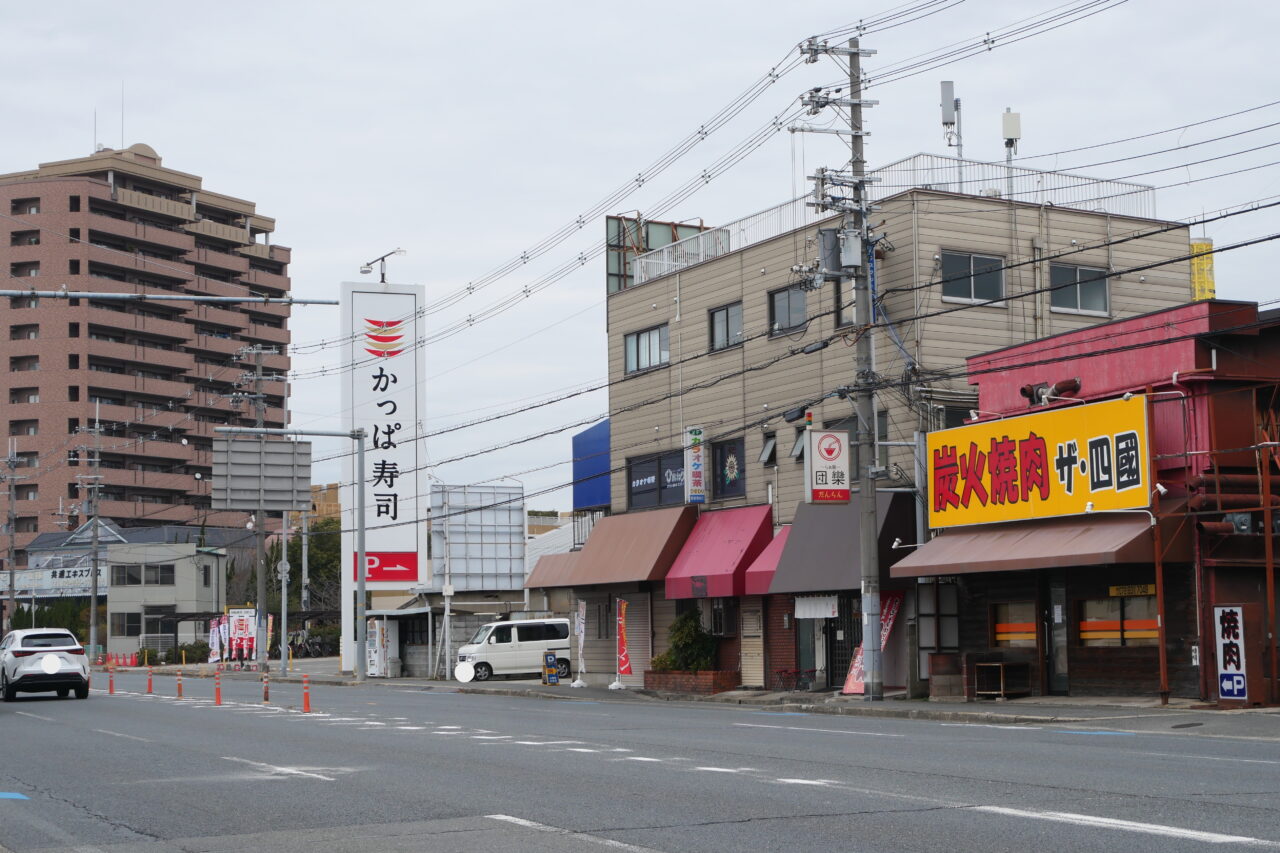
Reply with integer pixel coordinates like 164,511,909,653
340,282,427,670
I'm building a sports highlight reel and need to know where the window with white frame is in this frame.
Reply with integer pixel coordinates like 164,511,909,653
769,287,807,333
624,324,669,374
940,251,1004,302
1050,263,1109,314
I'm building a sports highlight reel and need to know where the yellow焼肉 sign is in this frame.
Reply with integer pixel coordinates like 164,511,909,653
928,396,1149,528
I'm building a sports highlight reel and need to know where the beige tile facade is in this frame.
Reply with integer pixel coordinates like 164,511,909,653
606,189,1193,524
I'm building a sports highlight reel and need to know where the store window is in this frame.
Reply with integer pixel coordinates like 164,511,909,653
712,437,746,499
627,450,683,509
992,601,1037,648
1079,595,1157,646
918,580,960,677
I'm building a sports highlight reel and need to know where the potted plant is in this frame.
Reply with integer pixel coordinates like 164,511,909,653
643,609,741,695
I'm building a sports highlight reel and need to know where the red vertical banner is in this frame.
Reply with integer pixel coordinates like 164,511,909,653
842,591,905,695
616,598,632,676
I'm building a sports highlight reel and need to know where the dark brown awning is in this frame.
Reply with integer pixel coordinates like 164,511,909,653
770,493,915,594
891,507,1191,578
532,506,697,588
524,552,581,589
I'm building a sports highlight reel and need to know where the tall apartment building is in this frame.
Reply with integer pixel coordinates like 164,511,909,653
0,144,291,563
606,155,1196,526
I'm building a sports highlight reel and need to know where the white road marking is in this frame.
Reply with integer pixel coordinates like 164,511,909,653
1137,751,1280,766
472,735,512,740
93,729,151,743
15,711,54,722
220,757,335,781
623,757,662,762
974,806,1280,847
940,723,1040,730
775,778,832,786
436,725,461,729
694,767,739,773
396,726,425,730
566,748,600,753
735,722,904,738
487,814,661,852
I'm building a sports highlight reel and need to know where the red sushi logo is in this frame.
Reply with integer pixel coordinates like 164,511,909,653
363,318,406,358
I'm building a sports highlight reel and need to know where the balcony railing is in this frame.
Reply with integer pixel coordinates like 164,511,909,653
115,188,196,222
631,152,1157,285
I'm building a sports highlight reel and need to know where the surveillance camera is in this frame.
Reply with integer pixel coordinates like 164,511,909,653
1155,483,1168,496
359,265,373,275
892,537,902,549
1122,391,1133,401
1070,239,1078,246
933,254,941,262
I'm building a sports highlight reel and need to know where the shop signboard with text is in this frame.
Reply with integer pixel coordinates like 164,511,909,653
927,396,1149,529
805,429,851,503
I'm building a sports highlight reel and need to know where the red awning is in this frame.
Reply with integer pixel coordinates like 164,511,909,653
665,505,773,599
744,526,790,596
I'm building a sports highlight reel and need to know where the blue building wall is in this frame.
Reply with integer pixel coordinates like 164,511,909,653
572,420,611,511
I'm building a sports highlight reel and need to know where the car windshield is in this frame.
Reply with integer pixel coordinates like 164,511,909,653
22,633,78,649
469,626,491,644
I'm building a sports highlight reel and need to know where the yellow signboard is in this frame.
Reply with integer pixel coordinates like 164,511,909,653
928,396,1149,528
1190,238,1216,301
1109,584,1156,597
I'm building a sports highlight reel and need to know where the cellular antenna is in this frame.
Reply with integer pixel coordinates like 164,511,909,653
1003,107,1022,199
941,81,963,187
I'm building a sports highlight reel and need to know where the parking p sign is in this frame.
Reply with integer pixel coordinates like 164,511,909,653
1213,605,1248,702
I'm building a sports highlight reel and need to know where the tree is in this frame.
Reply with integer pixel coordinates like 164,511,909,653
285,516,342,611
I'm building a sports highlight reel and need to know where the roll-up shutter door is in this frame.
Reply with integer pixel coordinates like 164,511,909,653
740,595,764,687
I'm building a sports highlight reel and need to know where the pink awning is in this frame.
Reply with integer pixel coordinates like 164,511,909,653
664,505,773,599
744,526,790,596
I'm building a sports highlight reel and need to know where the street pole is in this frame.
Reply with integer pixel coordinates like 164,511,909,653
280,510,290,673
253,347,268,672
846,37,883,701
88,403,102,657
4,441,23,636
354,431,367,682
442,488,452,679
300,511,310,612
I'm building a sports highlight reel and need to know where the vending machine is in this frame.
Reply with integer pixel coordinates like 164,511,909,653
366,617,399,677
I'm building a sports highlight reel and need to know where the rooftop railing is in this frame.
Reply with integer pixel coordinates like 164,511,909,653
631,153,1157,285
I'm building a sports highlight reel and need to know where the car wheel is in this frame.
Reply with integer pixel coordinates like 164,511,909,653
74,684,89,700
57,688,70,698
473,662,493,682
556,659,571,680
1,671,14,702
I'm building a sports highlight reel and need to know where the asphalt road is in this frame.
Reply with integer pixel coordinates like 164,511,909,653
1,673,1278,852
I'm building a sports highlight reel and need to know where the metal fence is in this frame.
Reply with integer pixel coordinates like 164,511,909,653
632,153,1156,285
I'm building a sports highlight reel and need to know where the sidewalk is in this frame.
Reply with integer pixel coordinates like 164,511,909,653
102,656,1280,725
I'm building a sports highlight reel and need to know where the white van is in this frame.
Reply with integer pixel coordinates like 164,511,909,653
457,618,571,681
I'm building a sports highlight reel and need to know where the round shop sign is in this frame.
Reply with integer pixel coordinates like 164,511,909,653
454,661,475,683
819,433,843,460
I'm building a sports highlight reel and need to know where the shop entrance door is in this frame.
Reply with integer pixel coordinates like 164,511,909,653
1046,579,1069,695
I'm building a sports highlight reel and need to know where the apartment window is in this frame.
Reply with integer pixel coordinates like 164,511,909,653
993,601,1037,648
1079,595,1157,647
112,564,143,586
9,262,39,278
10,324,38,340
758,432,777,465
712,437,746,500
9,297,38,309
14,517,38,533
1050,263,1109,315
8,389,38,404
69,323,80,338
69,228,80,242
69,260,81,275
15,485,37,501
709,302,743,351
110,612,141,637
9,420,38,436
10,230,39,247
769,286,807,333
201,564,211,588
68,354,80,369
69,195,81,212
10,198,39,215
941,251,1003,302
144,564,176,586
627,450,683,509
624,324,669,374
790,427,806,461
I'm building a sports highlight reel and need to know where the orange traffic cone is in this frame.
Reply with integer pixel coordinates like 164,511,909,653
302,674,311,713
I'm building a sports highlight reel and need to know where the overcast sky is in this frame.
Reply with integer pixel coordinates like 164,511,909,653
5,0,1277,510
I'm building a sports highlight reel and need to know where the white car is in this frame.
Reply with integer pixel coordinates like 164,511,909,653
0,629,90,700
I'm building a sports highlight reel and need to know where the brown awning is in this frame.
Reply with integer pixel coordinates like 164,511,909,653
770,493,915,594
524,552,581,589
891,507,1191,578
534,506,697,588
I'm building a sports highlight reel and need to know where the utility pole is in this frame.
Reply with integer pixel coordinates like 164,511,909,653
235,344,279,672
280,510,290,673
300,510,310,612
3,440,26,636
85,403,103,656
799,36,883,699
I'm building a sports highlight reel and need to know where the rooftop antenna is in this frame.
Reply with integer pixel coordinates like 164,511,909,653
1002,107,1022,200
941,81,963,189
